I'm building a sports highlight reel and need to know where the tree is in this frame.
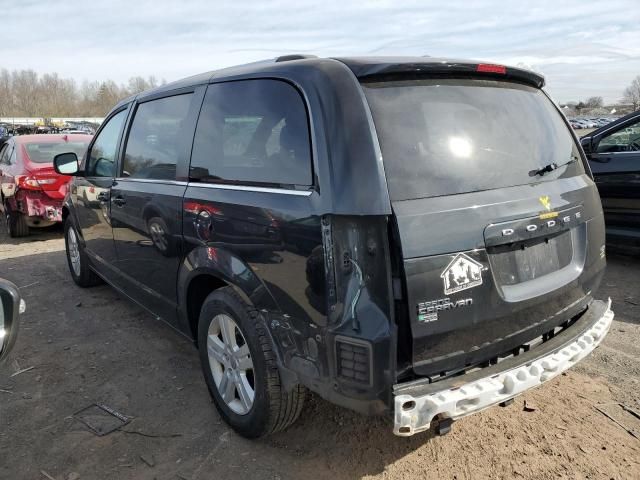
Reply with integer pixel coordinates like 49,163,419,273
0,69,163,117
127,76,158,95
622,76,640,111
585,96,603,108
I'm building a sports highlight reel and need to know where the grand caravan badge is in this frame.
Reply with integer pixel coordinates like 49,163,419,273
440,253,483,295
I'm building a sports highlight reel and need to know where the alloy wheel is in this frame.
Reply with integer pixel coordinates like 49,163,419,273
67,227,82,277
207,313,255,415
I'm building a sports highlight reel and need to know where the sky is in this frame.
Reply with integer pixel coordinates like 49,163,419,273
1,0,638,104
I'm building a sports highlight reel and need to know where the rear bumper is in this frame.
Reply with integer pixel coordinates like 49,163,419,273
393,298,613,436
18,192,63,222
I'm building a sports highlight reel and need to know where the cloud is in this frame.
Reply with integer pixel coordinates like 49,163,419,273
1,0,638,103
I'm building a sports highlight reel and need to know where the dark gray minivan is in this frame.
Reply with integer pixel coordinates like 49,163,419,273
54,55,614,438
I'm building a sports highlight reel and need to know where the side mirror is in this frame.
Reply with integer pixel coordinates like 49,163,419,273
0,279,23,363
580,136,593,155
53,152,79,176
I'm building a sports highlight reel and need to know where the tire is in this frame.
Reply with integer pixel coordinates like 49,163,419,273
64,218,103,287
5,203,29,238
198,287,305,438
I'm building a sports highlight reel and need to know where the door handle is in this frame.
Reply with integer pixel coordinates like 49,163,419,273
112,196,126,207
96,191,109,202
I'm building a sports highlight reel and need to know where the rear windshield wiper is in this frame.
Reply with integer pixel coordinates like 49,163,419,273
530,156,579,177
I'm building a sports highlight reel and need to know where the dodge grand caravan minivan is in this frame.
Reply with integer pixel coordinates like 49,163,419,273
54,55,614,438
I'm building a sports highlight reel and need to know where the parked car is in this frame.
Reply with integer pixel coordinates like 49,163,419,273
60,129,91,135
571,119,589,129
0,278,23,364
0,134,92,237
581,109,640,252
54,55,613,439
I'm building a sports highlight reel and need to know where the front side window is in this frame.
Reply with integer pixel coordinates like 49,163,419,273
596,118,640,154
123,94,193,180
190,79,312,186
86,109,128,177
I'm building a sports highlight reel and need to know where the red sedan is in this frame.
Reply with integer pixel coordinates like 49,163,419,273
0,134,92,237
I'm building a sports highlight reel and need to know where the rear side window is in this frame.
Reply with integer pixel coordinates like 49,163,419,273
190,79,312,186
363,79,584,201
24,142,89,163
123,94,193,180
0,143,11,165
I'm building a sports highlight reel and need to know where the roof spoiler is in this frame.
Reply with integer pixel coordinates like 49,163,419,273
353,61,544,88
275,54,318,63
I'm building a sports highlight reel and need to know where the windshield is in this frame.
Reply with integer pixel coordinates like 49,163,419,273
362,79,584,201
24,141,90,164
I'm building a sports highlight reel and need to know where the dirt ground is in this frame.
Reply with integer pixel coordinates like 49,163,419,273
0,225,639,480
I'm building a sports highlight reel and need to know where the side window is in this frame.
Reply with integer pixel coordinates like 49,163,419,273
597,118,640,153
190,80,312,186
9,145,16,164
0,144,9,165
122,94,193,180
86,110,128,177
0,144,15,165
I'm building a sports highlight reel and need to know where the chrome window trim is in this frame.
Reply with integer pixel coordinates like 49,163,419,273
593,150,640,157
188,182,313,196
112,177,314,196
114,178,188,186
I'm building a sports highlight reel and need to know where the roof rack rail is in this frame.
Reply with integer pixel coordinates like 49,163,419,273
275,54,317,62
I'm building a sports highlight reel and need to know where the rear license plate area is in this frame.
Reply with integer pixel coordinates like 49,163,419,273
488,230,573,285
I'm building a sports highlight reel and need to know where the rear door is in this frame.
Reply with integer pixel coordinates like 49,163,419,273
183,79,322,326
362,78,605,377
110,88,203,324
587,114,640,244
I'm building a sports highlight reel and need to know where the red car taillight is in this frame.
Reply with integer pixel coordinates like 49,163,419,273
16,175,57,190
16,175,42,190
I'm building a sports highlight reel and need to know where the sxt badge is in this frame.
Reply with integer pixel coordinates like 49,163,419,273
440,253,483,295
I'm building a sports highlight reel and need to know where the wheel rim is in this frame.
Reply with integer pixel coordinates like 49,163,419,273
207,313,255,415
149,222,168,251
67,227,81,277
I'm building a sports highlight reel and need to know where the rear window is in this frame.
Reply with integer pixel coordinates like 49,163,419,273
25,141,90,163
362,79,584,201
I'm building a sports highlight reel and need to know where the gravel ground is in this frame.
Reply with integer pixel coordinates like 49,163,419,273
0,225,639,480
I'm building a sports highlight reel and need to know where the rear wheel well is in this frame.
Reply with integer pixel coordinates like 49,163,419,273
62,206,69,223
187,274,227,341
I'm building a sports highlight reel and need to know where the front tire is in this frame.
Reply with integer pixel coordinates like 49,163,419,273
198,287,305,438
64,219,102,287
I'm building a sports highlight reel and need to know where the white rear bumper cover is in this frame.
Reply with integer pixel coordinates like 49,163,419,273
393,298,614,436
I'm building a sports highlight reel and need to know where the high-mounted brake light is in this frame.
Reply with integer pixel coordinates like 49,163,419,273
476,64,506,74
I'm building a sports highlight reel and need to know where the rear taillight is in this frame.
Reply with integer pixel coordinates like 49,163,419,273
476,63,506,74
16,175,56,190
16,175,42,190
